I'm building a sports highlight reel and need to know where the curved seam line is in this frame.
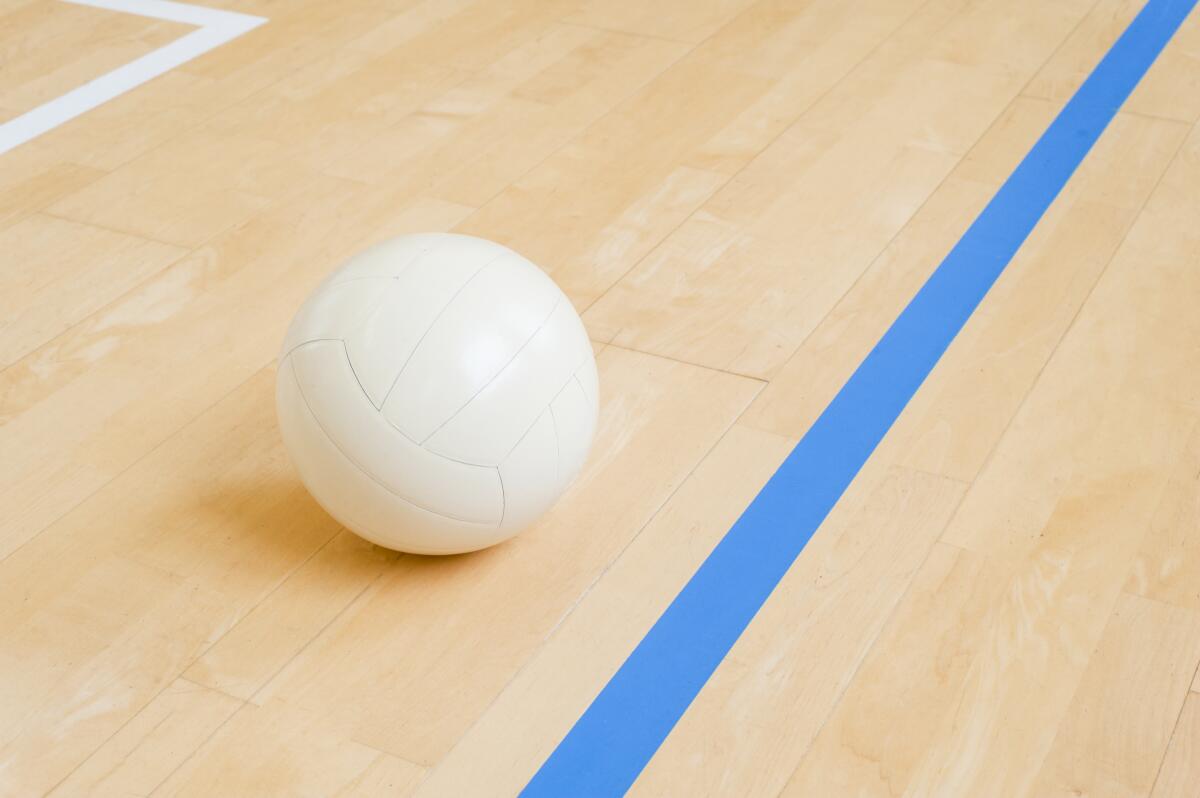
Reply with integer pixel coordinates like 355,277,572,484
291,341,504,467
279,337,342,364
496,358,589,465
286,276,391,362
418,295,563,446
573,371,595,411
379,254,503,408
288,353,501,525
286,340,423,445
497,466,507,526
278,274,395,366
339,247,433,409
337,339,377,424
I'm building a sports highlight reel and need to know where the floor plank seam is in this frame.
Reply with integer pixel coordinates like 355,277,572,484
0,361,269,564
756,0,1108,452
599,340,769,382
575,0,943,322
143,567,391,794
773,474,976,798
35,207,195,250
934,113,1193,549
554,19,695,46
182,529,346,676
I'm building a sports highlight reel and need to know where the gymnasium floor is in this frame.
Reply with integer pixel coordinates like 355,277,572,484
3,0,1200,795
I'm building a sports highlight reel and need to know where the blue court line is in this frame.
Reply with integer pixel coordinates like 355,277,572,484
522,1,1198,795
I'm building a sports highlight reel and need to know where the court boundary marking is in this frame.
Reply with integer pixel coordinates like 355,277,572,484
521,0,1200,795
0,0,266,156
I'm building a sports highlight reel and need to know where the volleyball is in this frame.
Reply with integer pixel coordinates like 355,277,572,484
276,233,598,554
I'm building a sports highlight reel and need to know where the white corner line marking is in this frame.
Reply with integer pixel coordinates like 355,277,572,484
0,0,266,156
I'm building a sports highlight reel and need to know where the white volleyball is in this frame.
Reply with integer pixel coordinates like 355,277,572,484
276,233,599,555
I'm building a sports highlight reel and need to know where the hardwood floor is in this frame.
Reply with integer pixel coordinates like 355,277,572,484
2,0,1199,795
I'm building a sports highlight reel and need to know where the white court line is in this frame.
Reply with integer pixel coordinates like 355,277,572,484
0,0,266,156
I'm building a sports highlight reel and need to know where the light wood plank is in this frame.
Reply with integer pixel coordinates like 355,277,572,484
1127,423,1200,610
0,143,104,231
460,0,930,309
202,20,689,204
1152,694,1200,798
429,29,691,207
0,214,185,366
46,678,242,798
582,0,1095,380
183,531,398,701
47,125,320,247
780,542,1010,798
333,751,429,798
155,699,426,797
1030,593,1200,798
562,0,754,43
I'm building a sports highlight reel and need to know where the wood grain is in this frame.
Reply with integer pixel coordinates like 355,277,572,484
1030,593,1200,798
3,0,1200,793
1151,694,1200,798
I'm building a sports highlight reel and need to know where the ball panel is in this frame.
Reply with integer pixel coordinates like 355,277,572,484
280,277,392,361
342,280,410,408
497,408,562,530
549,372,598,490
277,360,509,555
381,252,560,442
341,246,498,408
423,298,592,466
289,341,503,524
276,233,600,554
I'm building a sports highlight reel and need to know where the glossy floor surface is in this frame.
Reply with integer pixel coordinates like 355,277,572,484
3,0,1200,795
